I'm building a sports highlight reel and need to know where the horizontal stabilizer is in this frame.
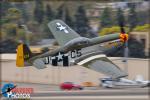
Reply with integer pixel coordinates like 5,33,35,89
33,59,47,69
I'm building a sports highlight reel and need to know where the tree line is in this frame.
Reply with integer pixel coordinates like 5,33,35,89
0,1,149,58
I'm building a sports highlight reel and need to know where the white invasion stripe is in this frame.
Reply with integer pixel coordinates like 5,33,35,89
30,96,149,100
77,54,106,65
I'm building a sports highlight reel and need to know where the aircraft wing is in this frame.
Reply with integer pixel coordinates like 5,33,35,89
75,53,127,79
48,20,80,46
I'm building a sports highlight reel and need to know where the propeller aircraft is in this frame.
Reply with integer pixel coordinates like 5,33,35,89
16,20,128,79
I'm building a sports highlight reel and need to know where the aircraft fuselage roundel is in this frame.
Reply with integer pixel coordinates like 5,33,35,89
43,49,82,66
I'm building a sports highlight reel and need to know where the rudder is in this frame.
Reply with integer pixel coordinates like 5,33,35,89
16,44,32,67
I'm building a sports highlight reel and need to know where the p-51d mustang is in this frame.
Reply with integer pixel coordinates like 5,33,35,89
16,20,128,79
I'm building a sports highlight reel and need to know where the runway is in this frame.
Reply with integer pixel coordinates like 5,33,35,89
1,82,149,100
31,88,149,100
1,55,149,100
1,88,149,100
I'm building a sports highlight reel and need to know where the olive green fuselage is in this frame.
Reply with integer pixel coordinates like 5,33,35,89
30,33,120,61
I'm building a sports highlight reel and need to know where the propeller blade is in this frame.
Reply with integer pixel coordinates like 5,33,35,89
119,21,128,42
119,21,125,34
119,20,129,75
123,42,128,62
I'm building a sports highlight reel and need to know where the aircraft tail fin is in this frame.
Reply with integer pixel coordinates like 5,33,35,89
48,20,80,46
135,75,144,82
16,44,32,67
